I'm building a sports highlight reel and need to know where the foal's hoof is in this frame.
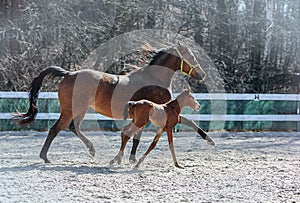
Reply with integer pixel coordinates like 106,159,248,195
40,154,51,163
205,136,215,146
87,143,96,157
89,149,96,157
109,158,121,165
41,158,51,164
129,155,137,163
109,159,115,165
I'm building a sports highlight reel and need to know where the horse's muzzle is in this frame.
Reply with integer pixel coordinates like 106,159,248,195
196,71,206,83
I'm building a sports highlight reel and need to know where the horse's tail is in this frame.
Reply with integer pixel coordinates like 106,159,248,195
13,66,71,126
123,101,135,120
123,102,130,120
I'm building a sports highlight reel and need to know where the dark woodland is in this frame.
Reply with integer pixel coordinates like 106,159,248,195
0,0,299,93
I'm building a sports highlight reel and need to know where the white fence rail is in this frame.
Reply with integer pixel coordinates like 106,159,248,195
1,92,300,121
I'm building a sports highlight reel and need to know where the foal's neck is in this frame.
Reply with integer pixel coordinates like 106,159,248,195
166,98,183,114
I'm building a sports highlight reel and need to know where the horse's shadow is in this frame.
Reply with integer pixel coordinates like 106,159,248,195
0,162,140,175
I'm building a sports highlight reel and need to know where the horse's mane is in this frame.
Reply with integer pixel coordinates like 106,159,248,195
121,42,173,75
149,50,167,65
149,46,174,66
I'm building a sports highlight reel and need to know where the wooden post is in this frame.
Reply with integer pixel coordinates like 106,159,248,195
297,100,300,132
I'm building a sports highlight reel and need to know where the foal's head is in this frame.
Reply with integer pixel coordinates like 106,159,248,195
177,88,200,111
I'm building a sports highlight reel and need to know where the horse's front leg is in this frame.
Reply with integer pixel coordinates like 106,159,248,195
179,115,215,145
166,128,183,169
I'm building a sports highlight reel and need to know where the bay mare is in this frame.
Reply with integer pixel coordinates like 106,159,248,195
13,43,214,163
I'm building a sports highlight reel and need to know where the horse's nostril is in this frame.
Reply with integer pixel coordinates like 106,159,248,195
201,74,206,82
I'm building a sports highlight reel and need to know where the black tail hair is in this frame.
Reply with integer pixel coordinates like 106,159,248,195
12,66,70,126
123,102,130,120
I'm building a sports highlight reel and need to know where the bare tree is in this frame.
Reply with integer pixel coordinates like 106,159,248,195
0,0,299,92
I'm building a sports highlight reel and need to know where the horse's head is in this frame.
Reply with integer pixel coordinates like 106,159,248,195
174,42,206,82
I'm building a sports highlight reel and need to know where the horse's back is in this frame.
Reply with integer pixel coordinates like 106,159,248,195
57,69,119,117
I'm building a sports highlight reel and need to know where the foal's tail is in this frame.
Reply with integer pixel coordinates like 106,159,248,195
13,66,71,126
123,101,135,120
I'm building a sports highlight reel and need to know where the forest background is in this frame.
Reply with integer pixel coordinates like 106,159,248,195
0,0,299,93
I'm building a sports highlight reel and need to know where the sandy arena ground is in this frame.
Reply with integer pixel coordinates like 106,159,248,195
0,131,299,202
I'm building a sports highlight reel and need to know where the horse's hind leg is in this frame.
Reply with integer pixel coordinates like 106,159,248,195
40,113,72,163
134,128,163,169
69,110,95,157
129,131,142,163
179,115,215,145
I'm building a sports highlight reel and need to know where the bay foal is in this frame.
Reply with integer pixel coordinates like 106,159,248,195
110,88,200,169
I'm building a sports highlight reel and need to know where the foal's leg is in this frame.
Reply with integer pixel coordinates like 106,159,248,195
129,131,142,163
166,128,183,169
40,113,72,163
134,128,163,169
110,122,142,165
179,115,215,145
69,110,95,157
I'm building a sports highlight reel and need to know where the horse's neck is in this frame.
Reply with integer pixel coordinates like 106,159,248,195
166,99,181,114
151,52,180,74
135,52,180,88
129,65,175,89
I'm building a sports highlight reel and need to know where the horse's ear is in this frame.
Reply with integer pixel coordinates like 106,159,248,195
177,41,182,47
141,42,155,52
187,85,191,92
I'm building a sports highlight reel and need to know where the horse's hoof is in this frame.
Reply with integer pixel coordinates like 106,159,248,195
109,159,115,165
175,164,184,169
129,155,137,163
205,137,215,146
44,159,51,164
